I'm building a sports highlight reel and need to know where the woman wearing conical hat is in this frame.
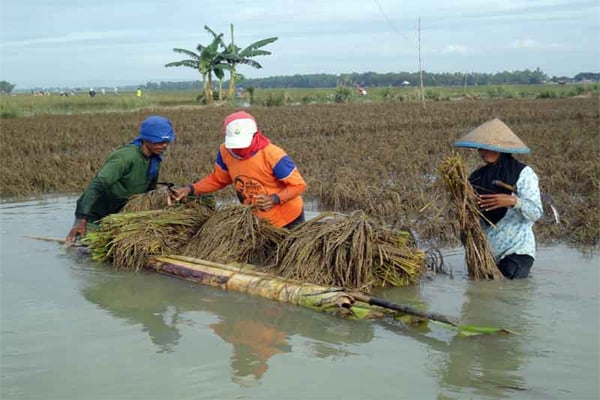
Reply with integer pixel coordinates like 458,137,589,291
455,118,543,279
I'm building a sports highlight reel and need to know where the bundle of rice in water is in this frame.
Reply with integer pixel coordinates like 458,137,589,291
272,211,426,293
439,155,503,280
83,202,215,271
181,205,288,266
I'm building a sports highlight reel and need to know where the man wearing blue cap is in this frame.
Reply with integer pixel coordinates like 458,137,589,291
65,115,175,244
455,118,543,279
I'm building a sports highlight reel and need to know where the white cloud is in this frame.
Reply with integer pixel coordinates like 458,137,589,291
511,39,566,49
512,39,539,48
442,44,469,54
0,30,144,48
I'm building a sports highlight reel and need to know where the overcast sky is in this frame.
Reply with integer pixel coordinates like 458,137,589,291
1,0,599,89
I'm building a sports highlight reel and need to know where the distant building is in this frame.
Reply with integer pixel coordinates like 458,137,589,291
354,83,368,96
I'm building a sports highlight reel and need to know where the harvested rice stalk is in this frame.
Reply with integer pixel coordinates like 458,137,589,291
317,176,404,218
374,229,427,287
122,185,216,212
273,211,426,293
181,205,288,266
439,155,503,280
121,186,171,212
83,203,215,271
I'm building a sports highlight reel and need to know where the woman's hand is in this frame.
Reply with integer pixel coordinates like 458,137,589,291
168,185,192,205
478,194,517,211
65,218,87,245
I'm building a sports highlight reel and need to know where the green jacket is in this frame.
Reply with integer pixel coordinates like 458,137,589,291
75,144,157,223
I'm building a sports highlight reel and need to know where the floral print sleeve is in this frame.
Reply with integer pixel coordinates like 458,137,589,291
483,166,543,261
513,166,543,222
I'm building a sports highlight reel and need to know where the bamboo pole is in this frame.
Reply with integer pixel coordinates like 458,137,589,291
349,292,460,327
418,16,425,108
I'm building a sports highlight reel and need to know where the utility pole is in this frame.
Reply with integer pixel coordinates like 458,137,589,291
418,17,425,107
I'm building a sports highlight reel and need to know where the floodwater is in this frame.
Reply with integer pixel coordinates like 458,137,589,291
1,197,598,400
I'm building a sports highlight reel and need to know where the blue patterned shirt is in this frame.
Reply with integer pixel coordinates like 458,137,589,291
482,166,543,261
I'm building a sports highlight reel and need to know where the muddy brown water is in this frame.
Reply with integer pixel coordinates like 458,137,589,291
1,197,598,400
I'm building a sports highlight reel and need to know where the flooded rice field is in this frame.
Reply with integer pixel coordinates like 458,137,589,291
2,98,599,245
1,197,598,400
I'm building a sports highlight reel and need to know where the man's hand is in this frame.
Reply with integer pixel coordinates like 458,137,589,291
478,194,517,212
65,218,87,245
254,194,275,211
168,186,192,205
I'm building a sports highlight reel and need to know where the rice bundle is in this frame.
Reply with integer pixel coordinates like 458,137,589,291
122,186,216,212
439,155,504,280
272,211,426,293
181,205,288,266
121,187,171,212
83,202,215,271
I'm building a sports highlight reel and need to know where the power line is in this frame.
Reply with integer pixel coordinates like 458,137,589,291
372,0,410,40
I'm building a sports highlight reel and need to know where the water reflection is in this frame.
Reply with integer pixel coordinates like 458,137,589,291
209,303,291,384
81,275,183,353
435,280,534,399
78,268,374,385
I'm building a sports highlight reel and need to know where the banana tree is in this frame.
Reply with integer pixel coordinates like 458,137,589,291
203,26,233,101
212,24,277,99
165,34,227,104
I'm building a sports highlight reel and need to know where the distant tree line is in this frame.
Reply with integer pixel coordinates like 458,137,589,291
140,68,598,91
1,80,16,94
6,69,598,94
143,81,203,90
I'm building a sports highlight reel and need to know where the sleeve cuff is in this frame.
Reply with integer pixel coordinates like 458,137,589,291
513,196,521,209
270,194,281,204
187,184,195,195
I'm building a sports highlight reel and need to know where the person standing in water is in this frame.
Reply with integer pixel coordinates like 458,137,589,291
65,116,175,244
454,118,543,279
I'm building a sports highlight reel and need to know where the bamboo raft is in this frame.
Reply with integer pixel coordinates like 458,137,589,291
146,254,386,320
28,235,511,336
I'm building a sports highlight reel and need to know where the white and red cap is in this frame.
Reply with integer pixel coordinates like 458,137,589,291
223,111,258,149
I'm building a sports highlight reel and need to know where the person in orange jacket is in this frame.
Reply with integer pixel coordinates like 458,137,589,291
170,111,306,228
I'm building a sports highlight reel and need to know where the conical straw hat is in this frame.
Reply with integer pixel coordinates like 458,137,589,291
454,118,530,154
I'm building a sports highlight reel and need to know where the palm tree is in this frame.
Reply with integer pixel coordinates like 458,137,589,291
165,33,230,104
218,24,278,98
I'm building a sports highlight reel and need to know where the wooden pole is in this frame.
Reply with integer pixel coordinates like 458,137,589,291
350,292,460,327
418,17,425,108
